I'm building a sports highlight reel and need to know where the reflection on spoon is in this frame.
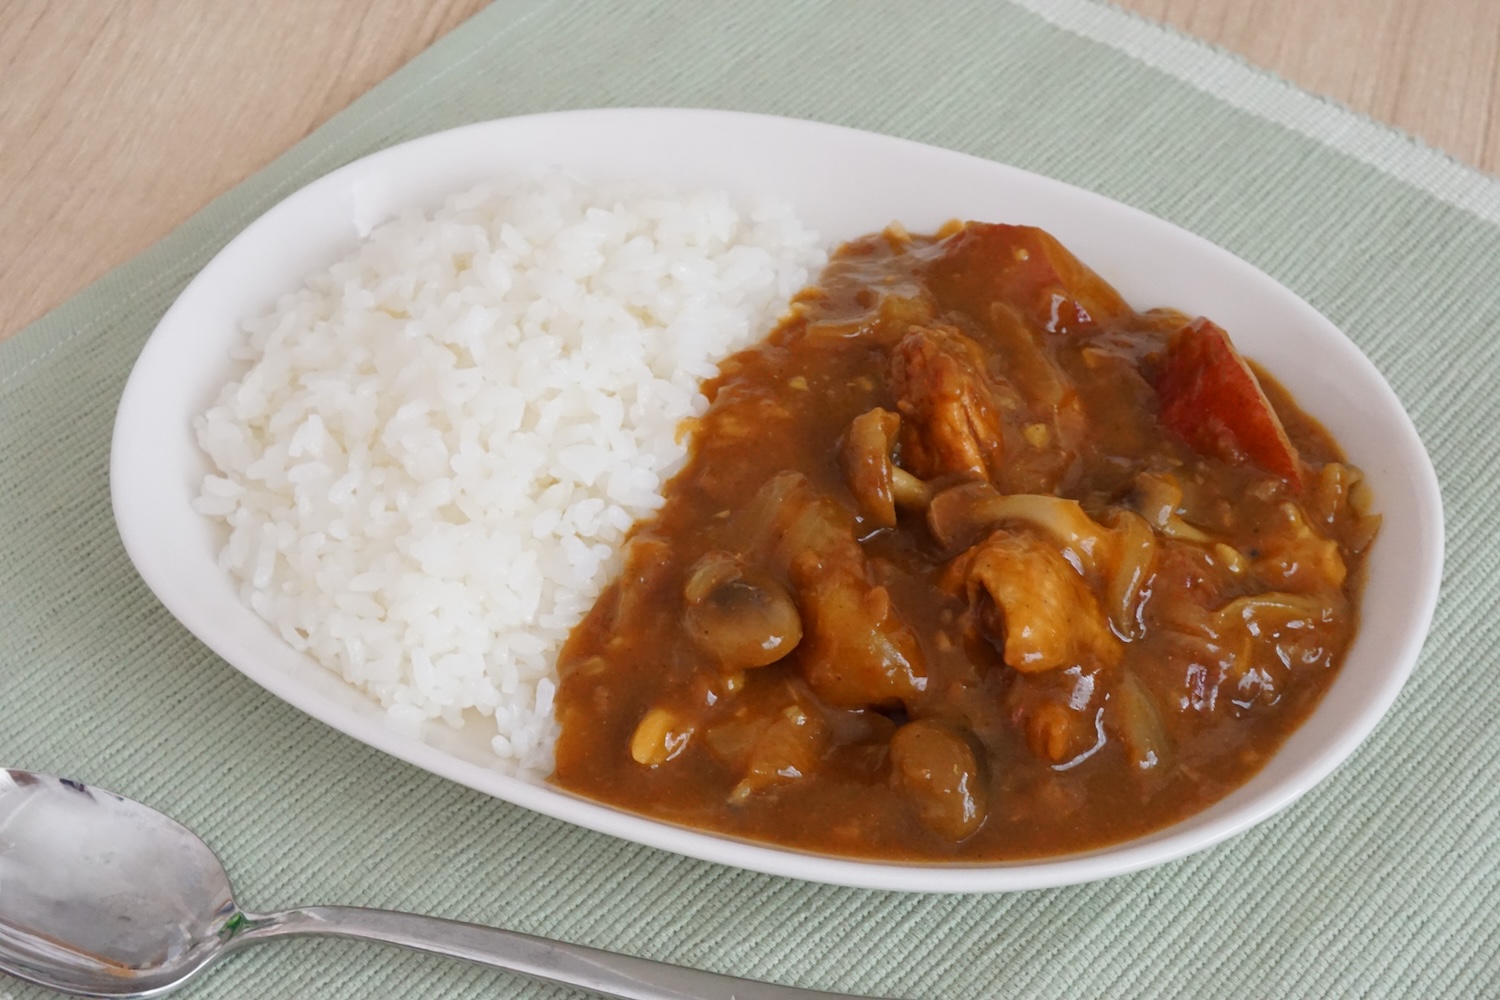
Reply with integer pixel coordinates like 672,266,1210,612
0,769,895,1000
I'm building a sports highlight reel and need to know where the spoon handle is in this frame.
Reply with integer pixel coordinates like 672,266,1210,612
233,906,884,1000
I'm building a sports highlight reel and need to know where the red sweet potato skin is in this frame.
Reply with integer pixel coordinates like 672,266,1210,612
1154,318,1302,487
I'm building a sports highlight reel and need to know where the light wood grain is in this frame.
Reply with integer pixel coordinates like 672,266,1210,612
0,0,489,343
1117,0,1500,168
2,0,1496,344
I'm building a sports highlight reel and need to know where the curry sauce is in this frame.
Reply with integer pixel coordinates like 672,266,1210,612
552,221,1378,861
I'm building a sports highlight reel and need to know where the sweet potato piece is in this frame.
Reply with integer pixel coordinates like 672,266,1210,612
924,222,1131,334
1154,318,1302,487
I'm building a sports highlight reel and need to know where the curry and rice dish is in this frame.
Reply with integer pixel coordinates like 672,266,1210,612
553,221,1379,861
196,182,1378,862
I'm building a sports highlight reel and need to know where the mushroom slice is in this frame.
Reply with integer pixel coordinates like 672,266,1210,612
682,551,803,670
1133,471,1214,543
888,720,986,840
927,482,1111,570
841,408,931,529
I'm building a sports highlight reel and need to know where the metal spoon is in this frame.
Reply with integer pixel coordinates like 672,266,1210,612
0,769,892,1000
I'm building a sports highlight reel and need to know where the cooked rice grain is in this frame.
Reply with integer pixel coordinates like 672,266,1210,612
194,172,824,774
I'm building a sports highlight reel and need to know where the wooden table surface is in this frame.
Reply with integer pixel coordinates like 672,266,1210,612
2,0,1496,344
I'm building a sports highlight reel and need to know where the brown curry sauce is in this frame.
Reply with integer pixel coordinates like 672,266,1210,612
552,221,1378,861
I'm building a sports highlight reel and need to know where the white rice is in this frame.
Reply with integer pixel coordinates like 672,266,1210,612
193,171,824,775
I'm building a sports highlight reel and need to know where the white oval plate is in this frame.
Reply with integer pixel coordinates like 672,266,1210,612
111,109,1443,892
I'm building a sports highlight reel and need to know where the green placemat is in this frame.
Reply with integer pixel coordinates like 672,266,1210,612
4,1,1497,997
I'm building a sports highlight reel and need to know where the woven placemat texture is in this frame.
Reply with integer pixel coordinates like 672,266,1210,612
3,1,1497,997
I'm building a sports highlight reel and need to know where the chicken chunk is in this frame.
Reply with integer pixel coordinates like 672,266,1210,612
742,473,928,710
700,685,830,803
1248,502,1347,593
944,530,1123,673
730,702,828,803
889,325,1006,482
1006,666,1106,765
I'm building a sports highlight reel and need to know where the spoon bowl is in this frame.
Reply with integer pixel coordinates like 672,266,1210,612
0,770,234,997
0,768,879,999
